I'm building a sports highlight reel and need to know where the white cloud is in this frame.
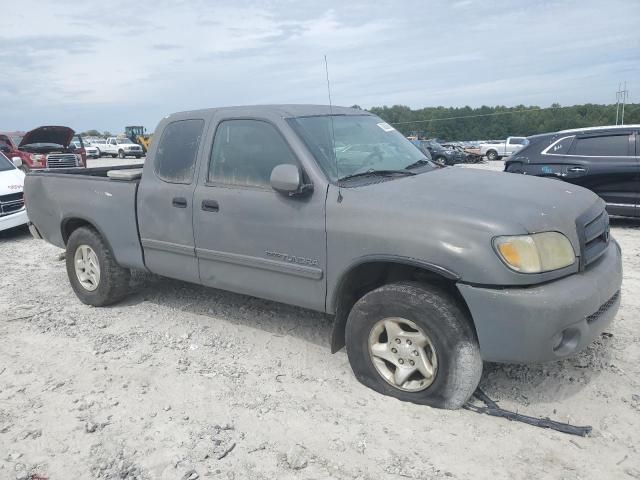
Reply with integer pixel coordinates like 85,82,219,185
1,0,638,132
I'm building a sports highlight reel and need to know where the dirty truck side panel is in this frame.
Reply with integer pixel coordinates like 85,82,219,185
137,113,210,284
25,171,145,270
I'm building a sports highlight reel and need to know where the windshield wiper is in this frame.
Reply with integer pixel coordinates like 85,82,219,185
404,159,433,170
338,169,416,182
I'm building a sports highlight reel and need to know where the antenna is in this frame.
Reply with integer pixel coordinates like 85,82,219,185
324,55,341,201
616,81,629,125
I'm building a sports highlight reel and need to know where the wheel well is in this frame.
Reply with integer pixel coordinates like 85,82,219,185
61,218,94,245
330,261,473,353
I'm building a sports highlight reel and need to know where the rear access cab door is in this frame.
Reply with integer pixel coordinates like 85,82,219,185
536,129,639,217
137,117,208,283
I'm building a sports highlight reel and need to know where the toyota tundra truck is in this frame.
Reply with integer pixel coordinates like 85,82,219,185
24,105,622,409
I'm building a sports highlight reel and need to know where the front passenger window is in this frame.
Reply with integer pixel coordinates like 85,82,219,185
209,119,297,188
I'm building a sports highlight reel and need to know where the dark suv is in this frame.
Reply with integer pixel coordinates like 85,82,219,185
505,125,639,217
411,139,465,166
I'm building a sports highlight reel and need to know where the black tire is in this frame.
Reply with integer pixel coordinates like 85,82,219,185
118,150,125,159
345,281,482,409
95,148,101,157
65,226,131,306
434,156,448,166
486,150,498,161
19,164,30,174
111,154,117,158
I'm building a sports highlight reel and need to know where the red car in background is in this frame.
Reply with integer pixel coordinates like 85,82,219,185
0,126,86,172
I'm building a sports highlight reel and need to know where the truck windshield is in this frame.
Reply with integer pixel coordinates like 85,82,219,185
288,115,434,182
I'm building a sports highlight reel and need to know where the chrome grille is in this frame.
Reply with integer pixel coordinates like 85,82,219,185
586,290,620,324
46,153,78,168
0,191,25,217
577,206,610,270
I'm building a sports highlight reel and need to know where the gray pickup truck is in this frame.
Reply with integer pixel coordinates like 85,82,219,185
25,105,622,409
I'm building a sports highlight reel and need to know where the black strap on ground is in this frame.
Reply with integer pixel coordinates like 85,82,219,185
464,388,592,437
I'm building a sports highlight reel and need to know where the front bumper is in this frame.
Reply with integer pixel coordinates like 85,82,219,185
458,239,622,363
0,209,28,232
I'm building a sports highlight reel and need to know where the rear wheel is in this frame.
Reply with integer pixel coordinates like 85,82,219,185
95,148,101,157
118,150,125,159
486,150,498,161
434,156,447,166
345,282,482,409
66,226,130,306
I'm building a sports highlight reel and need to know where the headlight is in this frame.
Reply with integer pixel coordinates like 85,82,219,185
493,232,575,273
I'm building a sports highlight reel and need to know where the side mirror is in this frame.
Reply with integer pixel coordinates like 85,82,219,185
12,157,22,168
270,164,312,196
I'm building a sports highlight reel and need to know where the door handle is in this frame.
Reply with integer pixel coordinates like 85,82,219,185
201,199,219,212
567,167,587,173
172,197,188,208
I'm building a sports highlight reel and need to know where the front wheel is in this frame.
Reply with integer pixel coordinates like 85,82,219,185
118,150,125,159
345,282,482,409
434,156,447,167
66,226,131,306
95,148,101,157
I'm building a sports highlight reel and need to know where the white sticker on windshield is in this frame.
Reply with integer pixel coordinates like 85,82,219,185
377,122,395,132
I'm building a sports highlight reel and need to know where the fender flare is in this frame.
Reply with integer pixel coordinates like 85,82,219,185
329,255,459,353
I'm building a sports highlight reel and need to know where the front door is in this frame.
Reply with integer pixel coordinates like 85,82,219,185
193,118,327,311
137,118,206,283
563,130,639,217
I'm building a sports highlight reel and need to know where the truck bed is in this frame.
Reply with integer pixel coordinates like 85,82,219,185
24,165,147,270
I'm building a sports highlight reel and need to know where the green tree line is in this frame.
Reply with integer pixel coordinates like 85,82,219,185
364,103,640,141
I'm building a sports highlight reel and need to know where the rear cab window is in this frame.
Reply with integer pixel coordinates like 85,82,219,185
154,119,205,184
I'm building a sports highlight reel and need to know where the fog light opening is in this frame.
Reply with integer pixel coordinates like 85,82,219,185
552,327,580,355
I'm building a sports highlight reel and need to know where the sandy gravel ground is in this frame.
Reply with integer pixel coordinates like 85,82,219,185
0,162,639,479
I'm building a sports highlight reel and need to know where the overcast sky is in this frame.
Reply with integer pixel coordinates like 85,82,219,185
2,0,638,133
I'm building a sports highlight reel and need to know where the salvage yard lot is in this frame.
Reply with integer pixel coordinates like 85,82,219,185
1,163,639,479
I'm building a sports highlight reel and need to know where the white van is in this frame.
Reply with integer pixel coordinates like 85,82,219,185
0,152,28,232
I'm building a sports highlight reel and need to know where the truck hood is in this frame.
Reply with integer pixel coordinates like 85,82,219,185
19,126,75,148
0,168,25,195
348,167,602,245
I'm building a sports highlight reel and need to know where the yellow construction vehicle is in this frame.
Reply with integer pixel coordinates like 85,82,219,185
125,126,153,153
